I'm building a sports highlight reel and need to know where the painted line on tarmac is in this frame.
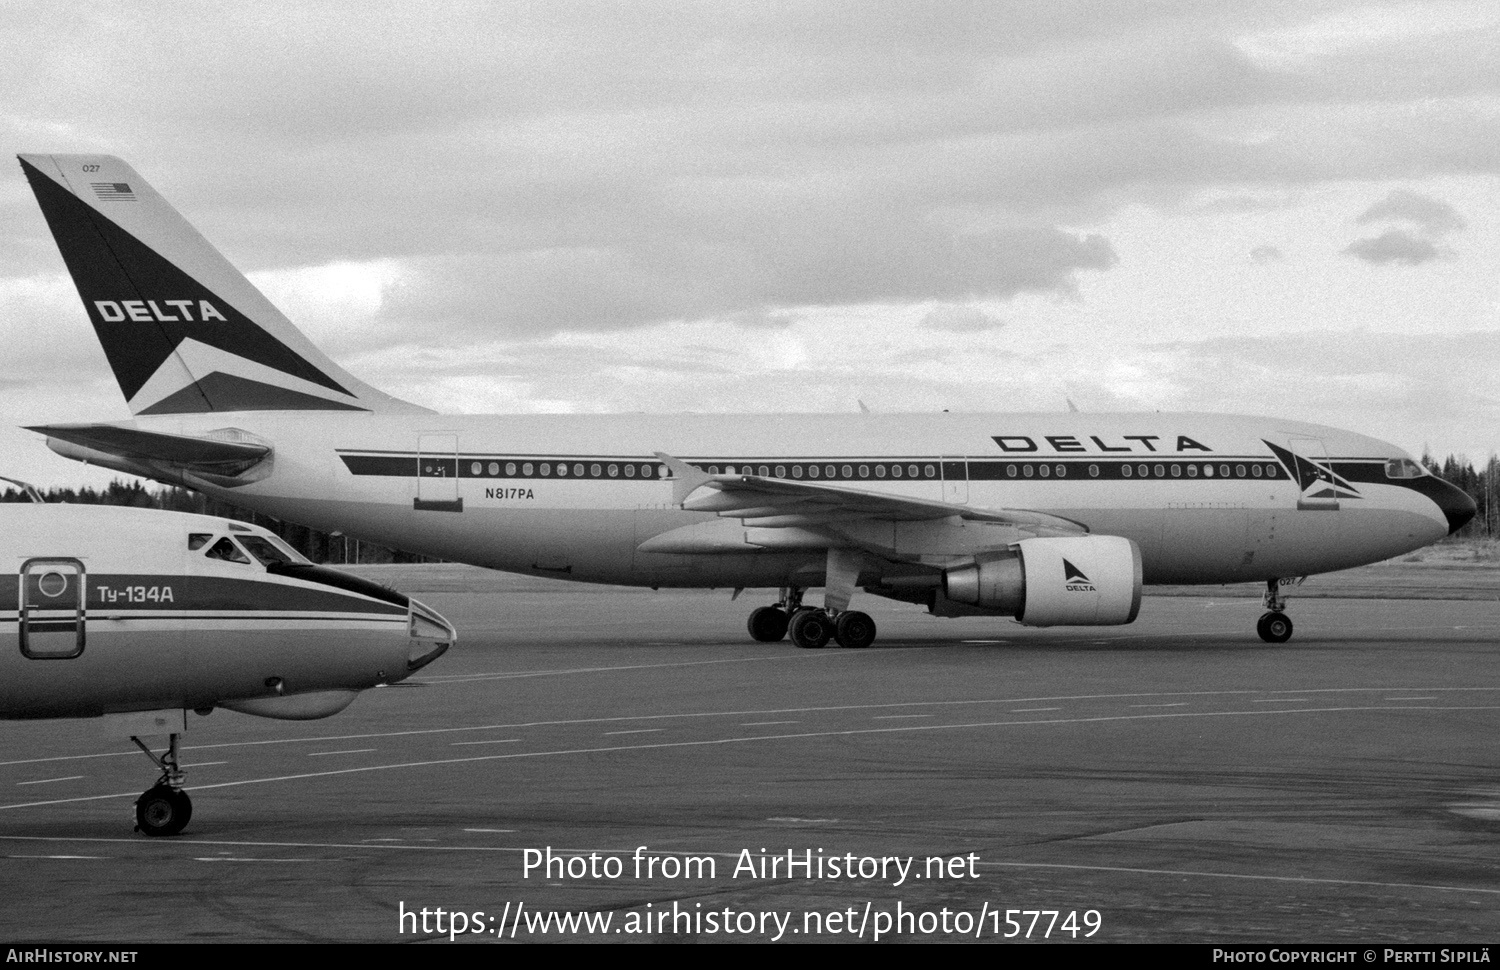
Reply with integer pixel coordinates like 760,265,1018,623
4,686,1499,767
4,703,1497,813
419,652,854,684
6,853,107,860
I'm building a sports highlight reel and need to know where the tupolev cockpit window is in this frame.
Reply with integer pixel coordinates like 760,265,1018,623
267,533,310,563
205,537,251,564
237,535,301,567
1385,458,1424,479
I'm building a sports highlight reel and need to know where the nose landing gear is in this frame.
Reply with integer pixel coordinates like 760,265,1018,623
130,733,192,837
1257,579,1295,644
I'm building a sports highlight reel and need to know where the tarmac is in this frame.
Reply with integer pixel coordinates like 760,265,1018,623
1,570,1498,943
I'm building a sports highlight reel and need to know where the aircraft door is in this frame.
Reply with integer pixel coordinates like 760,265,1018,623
942,456,970,505
19,558,85,659
416,433,463,512
1288,436,1340,511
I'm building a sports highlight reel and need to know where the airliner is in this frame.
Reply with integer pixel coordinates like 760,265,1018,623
1,495,452,835
16,154,1476,650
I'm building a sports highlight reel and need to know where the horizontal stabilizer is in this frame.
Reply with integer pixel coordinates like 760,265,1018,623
29,422,270,475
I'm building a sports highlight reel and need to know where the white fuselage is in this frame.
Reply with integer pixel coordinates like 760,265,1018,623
134,410,1452,590
0,505,450,720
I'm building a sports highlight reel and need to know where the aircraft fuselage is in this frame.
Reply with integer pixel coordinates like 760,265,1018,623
131,410,1458,590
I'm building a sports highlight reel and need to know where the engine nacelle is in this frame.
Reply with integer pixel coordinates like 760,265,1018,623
942,535,1142,626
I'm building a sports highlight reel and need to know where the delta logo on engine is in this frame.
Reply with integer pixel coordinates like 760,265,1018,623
1063,560,1096,593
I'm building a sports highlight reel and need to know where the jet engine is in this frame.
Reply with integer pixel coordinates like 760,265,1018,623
942,535,1142,626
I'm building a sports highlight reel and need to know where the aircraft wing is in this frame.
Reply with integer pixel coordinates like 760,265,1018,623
655,453,1085,533
28,422,270,478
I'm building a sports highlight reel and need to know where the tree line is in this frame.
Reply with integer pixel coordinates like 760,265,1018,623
0,479,428,564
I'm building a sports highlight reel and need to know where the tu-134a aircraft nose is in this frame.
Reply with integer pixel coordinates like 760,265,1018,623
406,599,455,674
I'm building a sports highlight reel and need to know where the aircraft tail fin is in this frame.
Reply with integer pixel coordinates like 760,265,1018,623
18,154,427,416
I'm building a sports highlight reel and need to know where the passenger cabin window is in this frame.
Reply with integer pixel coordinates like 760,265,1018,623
204,537,251,564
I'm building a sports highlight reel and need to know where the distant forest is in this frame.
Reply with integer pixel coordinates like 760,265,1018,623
3,453,1496,564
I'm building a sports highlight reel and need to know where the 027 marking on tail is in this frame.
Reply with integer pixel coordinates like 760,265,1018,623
16,153,1478,648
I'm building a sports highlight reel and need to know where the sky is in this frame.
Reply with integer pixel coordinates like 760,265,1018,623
1,0,1497,488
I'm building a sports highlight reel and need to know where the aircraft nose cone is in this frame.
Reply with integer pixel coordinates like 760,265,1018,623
1435,478,1477,534
406,599,454,673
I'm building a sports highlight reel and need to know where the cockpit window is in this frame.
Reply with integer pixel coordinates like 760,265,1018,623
236,535,299,567
205,537,252,564
188,533,212,551
1385,458,1424,479
263,533,310,564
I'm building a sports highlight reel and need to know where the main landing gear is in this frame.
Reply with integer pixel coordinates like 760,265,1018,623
746,587,877,650
1257,579,1294,644
130,733,192,837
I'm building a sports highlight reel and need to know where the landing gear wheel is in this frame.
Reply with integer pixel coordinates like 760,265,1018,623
834,611,877,649
747,606,790,642
788,610,833,649
135,785,192,837
1257,612,1293,644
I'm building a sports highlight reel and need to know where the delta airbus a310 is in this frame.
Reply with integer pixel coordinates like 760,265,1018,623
15,154,1476,650
1,495,453,836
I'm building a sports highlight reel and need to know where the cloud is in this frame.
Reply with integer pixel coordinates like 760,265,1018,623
1341,229,1448,266
1149,327,1500,437
373,225,1115,340
1,0,1498,484
1355,189,1466,236
0,274,114,383
921,305,1005,332
5,2,1497,339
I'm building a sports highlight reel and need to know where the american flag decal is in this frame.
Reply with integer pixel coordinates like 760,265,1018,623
90,182,136,201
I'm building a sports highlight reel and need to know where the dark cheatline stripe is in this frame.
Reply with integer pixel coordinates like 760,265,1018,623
0,575,407,615
266,563,408,608
1333,460,1400,484
0,616,403,626
341,452,1302,484
342,454,417,476
965,458,1289,483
